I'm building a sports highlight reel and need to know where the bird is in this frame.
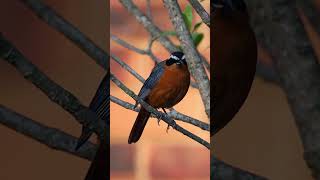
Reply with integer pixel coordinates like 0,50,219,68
128,51,191,144
75,72,109,180
211,0,257,136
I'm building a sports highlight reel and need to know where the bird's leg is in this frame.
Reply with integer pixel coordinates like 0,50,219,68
162,108,168,114
161,108,171,133
156,108,168,125
155,109,162,125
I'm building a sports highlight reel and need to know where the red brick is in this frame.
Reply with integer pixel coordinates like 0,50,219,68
149,145,210,179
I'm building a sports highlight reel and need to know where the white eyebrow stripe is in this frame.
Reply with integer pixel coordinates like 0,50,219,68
170,55,179,60
182,55,185,60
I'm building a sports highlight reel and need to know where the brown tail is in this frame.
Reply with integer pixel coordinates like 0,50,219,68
128,107,151,144
85,142,109,180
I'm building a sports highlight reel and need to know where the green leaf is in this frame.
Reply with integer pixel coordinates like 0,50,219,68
192,32,204,47
193,22,202,32
183,4,193,30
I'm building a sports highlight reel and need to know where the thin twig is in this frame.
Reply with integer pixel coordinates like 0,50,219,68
111,34,161,63
110,73,210,149
110,53,145,83
111,35,148,55
119,0,179,52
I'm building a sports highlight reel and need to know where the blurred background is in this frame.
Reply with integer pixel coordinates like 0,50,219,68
110,1,210,180
214,1,320,180
0,1,107,179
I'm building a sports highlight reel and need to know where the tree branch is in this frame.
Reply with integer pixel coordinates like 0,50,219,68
110,73,210,149
0,34,106,140
247,0,320,178
19,0,109,70
119,0,179,52
212,156,267,180
163,0,210,118
187,0,210,27
0,105,96,161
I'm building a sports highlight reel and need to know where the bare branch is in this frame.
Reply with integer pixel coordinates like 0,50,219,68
187,0,210,27
119,0,179,52
247,0,320,178
0,105,97,161
110,95,209,131
212,156,267,180
111,35,148,55
19,0,109,70
163,0,210,118
111,34,161,63
146,0,153,21
0,34,105,139
110,53,145,83
110,73,210,149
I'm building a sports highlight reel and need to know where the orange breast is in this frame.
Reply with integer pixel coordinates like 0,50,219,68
147,64,190,108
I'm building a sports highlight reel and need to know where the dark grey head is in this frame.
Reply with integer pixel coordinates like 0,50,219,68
166,51,187,66
212,0,247,13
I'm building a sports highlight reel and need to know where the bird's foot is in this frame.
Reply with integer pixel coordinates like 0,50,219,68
166,124,170,133
162,108,168,114
156,112,163,126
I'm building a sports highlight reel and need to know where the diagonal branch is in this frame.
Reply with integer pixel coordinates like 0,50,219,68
19,0,109,70
187,0,210,27
163,0,210,118
0,105,97,161
111,34,161,63
0,34,106,140
110,73,210,149
110,53,145,83
119,0,179,52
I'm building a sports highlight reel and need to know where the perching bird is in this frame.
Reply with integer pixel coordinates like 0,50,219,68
212,0,257,136
76,72,109,180
128,52,190,144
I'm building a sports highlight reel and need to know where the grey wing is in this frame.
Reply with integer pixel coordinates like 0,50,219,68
138,62,165,101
